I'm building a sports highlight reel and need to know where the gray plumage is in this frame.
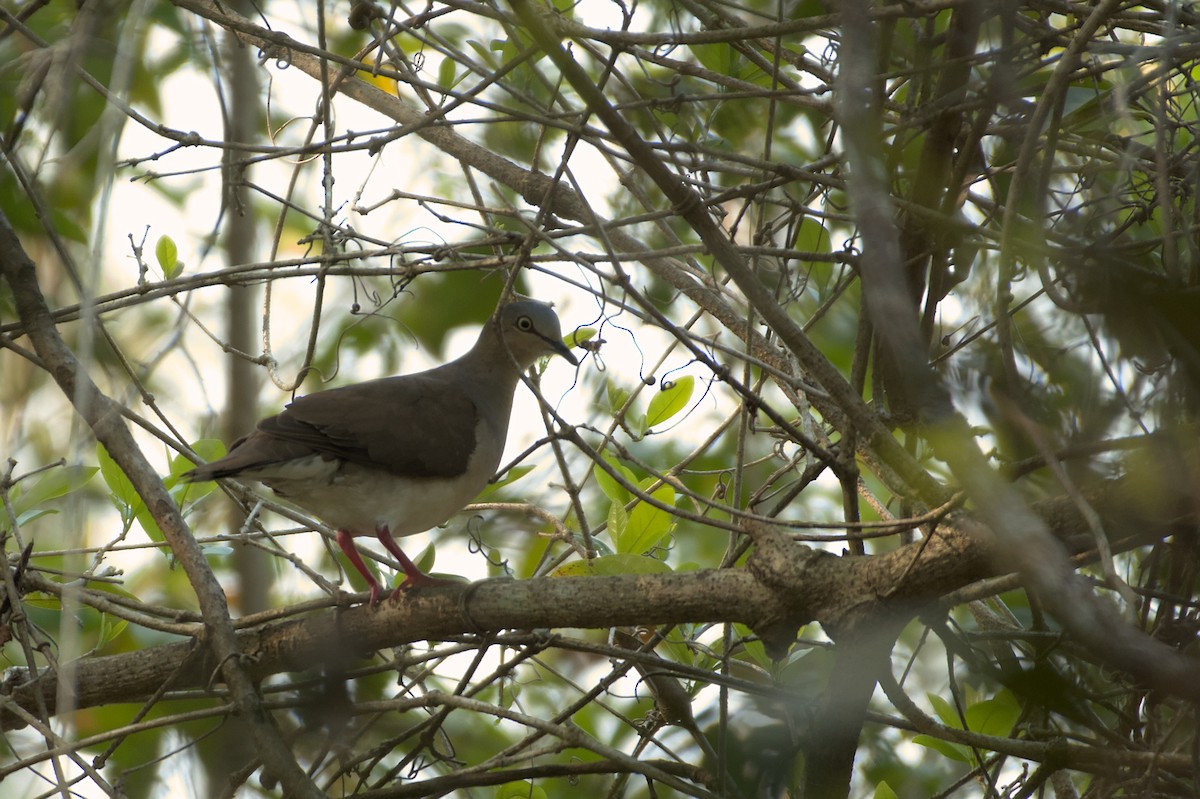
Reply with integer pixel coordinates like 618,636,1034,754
186,299,577,605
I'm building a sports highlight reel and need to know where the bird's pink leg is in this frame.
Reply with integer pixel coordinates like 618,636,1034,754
336,529,386,608
374,525,458,599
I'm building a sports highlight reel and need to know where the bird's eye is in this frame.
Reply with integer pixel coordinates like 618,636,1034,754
517,316,533,331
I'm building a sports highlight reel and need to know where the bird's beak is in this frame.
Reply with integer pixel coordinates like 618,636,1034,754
553,338,580,366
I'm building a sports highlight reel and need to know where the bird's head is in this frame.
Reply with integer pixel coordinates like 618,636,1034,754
495,300,579,370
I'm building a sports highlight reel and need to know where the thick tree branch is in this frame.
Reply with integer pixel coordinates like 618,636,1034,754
1,467,1181,728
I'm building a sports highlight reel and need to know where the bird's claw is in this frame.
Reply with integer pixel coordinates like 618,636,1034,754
367,585,389,609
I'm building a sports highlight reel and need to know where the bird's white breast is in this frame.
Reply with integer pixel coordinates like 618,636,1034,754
252,416,505,537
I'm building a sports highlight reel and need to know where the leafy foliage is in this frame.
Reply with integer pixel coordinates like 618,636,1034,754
2,1,1199,798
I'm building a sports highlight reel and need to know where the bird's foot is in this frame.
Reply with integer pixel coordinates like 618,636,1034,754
361,566,458,608
388,572,461,602
367,584,388,609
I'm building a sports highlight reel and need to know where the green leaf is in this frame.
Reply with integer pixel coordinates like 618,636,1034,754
927,693,962,728
54,212,88,244
618,480,675,554
646,375,694,429
564,534,613,558
437,56,459,90
777,646,833,691
794,216,831,254
4,464,98,534
791,0,824,17
567,326,595,349
96,610,129,652
594,452,635,502
97,445,164,542
411,544,437,575
692,42,735,75
466,39,500,69
874,781,900,799
475,465,535,499
496,781,548,799
134,504,166,544
551,554,671,577
606,380,648,436
606,497,628,544
1061,86,1099,120
155,235,181,278
628,411,647,438
171,439,227,504
731,622,772,669
12,465,98,515
965,689,1021,737
606,379,631,414
499,26,542,70
13,508,56,528
96,444,140,521
912,734,972,763
170,439,227,480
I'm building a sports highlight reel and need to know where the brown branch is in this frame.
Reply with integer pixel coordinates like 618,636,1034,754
1,569,790,728
354,757,711,799
0,212,324,798
832,0,1200,717
2,465,1181,728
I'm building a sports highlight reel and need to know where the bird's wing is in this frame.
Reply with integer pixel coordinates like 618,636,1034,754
259,374,480,479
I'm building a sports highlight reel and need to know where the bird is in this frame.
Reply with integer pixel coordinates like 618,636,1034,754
185,299,578,607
